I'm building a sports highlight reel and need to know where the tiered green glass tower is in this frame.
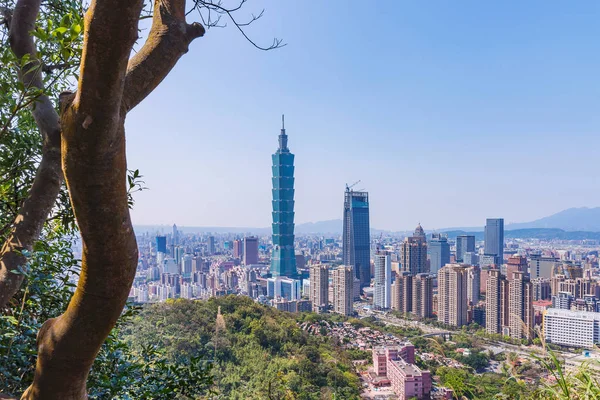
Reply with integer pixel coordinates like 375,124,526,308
270,115,297,278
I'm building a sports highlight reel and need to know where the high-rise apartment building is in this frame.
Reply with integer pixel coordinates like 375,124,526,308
532,278,551,301
428,233,450,275
486,269,533,339
485,269,508,335
172,224,178,245
243,236,259,265
207,236,215,255
374,252,392,310
332,265,354,316
508,271,534,339
437,264,469,327
466,265,481,304
391,272,413,314
484,218,504,265
506,255,527,278
342,188,371,288
412,273,433,319
271,116,297,278
456,235,475,263
309,264,329,313
233,239,243,259
400,224,428,275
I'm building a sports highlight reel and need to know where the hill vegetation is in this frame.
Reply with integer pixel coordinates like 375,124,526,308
122,296,361,399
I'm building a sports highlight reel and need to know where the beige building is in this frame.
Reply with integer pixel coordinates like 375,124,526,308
486,269,534,339
309,264,329,313
485,269,508,335
507,271,534,339
400,224,428,275
332,265,354,316
391,272,412,314
437,264,468,327
412,273,433,319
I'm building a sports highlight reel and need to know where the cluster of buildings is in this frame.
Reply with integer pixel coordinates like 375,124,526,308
131,119,600,352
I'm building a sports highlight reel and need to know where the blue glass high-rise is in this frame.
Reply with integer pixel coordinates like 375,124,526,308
270,116,297,278
343,188,370,288
484,218,504,265
156,235,167,254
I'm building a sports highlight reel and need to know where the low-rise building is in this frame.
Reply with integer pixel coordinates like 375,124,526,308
544,308,600,348
387,358,431,400
371,343,430,400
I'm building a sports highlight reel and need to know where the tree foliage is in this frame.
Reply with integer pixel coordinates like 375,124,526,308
123,296,362,399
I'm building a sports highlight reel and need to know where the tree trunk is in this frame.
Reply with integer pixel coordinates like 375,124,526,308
22,117,138,399
1,0,205,397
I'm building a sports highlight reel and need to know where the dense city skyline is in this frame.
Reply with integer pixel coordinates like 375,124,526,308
125,0,600,230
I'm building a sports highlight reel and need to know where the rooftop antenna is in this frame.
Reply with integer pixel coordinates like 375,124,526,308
282,114,285,129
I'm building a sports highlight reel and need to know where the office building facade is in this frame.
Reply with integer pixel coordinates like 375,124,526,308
156,236,167,254
484,218,504,265
428,233,450,275
456,235,475,263
243,236,259,265
267,276,302,301
343,189,371,288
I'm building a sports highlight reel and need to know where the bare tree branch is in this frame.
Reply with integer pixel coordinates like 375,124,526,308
0,0,63,309
190,0,285,50
41,62,71,74
123,0,205,112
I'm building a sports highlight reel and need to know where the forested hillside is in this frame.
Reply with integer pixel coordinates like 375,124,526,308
122,296,361,399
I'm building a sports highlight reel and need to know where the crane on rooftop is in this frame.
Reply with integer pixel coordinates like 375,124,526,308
345,180,361,192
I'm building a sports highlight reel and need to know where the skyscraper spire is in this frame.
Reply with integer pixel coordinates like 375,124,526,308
278,114,288,152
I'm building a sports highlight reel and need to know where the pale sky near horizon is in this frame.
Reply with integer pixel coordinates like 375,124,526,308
125,0,600,231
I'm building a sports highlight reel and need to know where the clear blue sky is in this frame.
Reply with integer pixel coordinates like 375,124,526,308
125,0,600,231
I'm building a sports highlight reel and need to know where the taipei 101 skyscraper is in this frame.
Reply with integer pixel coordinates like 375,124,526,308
270,115,297,278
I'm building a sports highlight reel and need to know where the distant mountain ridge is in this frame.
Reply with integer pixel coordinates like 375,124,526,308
133,220,344,235
443,228,600,241
506,207,600,231
440,207,600,233
134,207,600,237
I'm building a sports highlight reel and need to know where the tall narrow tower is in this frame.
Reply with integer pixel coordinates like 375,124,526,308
343,188,371,288
270,115,297,278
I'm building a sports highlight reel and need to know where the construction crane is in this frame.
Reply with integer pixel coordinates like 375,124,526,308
345,180,361,192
